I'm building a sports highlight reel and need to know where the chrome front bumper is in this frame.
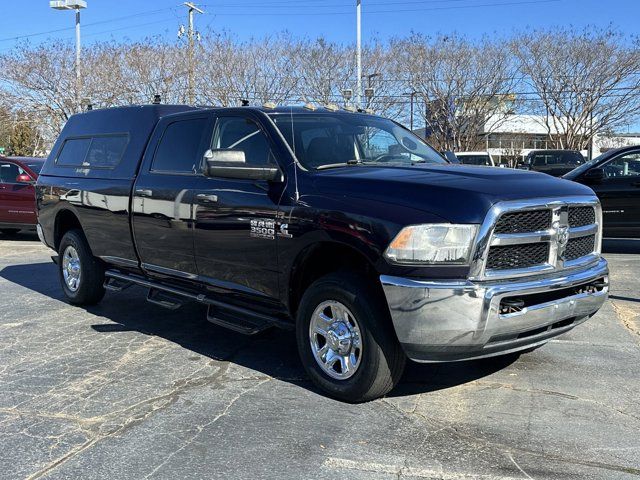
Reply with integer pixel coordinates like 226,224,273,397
380,258,609,362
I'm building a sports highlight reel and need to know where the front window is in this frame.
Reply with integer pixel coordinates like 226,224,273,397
603,152,640,178
271,113,446,169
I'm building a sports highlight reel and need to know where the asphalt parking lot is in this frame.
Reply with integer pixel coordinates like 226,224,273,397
0,234,639,480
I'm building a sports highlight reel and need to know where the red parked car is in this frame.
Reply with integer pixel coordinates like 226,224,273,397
0,156,45,235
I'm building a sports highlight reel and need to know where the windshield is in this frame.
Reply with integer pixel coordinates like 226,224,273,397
563,152,607,178
457,155,491,166
529,151,584,167
271,113,446,169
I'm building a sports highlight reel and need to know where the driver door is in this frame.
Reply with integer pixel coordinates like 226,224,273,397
191,113,285,303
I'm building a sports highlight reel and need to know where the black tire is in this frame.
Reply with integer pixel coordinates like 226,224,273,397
296,271,406,403
0,228,20,235
58,229,105,305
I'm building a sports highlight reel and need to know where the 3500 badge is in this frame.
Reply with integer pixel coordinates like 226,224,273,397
250,219,276,239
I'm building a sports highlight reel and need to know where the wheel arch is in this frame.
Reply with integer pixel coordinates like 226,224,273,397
53,209,84,251
288,241,382,318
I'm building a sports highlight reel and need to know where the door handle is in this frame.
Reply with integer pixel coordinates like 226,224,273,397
631,181,640,187
135,189,153,197
196,193,218,203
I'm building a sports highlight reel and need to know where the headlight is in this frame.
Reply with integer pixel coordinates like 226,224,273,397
384,224,478,265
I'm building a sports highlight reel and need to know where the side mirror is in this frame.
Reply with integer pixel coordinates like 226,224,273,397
203,149,282,182
582,167,605,183
16,173,34,184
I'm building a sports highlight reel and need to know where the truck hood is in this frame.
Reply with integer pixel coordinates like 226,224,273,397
310,164,596,224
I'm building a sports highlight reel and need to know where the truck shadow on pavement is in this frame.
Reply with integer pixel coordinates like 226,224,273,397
1,261,519,399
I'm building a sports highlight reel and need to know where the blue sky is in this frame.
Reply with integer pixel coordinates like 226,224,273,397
0,0,638,52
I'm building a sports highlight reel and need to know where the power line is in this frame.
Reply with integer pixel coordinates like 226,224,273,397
202,0,560,16
0,7,179,43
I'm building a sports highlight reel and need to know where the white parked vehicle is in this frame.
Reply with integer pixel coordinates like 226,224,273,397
455,151,496,166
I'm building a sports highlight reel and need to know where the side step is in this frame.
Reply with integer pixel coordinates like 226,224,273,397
104,270,291,335
104,277,133,292
147,288,183,310
206,305,272,335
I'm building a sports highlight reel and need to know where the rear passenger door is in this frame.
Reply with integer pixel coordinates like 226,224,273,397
191,113,285,301
132,114,211,277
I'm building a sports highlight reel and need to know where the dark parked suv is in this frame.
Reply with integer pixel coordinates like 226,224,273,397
564,145,640,238
522,149,585,177
36,105,609,402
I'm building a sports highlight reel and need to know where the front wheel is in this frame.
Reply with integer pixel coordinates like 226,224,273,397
58,229,105,305
296,271,406,402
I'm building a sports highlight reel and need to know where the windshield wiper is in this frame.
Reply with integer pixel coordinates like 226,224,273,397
316,159,362,170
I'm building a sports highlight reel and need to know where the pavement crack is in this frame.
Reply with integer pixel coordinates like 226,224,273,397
611,300,640,340
142,377,271,479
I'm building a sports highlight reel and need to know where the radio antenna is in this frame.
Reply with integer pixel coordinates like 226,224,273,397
290,105,300,202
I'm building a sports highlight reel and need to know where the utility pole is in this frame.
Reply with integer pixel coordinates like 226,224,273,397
183,2,203,105
356,0,362,109
50,1,87,110
403,91,416,131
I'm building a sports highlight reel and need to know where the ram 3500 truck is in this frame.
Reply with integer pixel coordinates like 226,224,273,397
36,105,609,402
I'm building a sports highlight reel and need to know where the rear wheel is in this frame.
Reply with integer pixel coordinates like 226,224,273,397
58,229,105,305
0,228,20,235
296,271,405,402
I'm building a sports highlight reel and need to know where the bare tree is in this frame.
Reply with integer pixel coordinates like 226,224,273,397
296,37,354,106
197,32,301,107
391,33,520,151
512,27,640,151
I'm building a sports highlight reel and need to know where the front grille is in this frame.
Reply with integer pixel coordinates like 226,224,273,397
486,243,550,270
564,235,595,260
568,207,595,227
494,210,551,234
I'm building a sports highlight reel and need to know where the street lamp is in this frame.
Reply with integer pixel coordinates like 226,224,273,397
50,0,87,109
342,89,353,106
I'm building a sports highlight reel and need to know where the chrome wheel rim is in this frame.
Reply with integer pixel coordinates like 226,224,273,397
309,300,362,380
62,246,81,292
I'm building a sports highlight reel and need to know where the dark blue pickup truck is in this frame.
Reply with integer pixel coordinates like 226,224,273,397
36,105,609,402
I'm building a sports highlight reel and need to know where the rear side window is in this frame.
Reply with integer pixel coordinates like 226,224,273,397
152,118,208,173
56,138,92,167
56,135,128,169
85,136,128,168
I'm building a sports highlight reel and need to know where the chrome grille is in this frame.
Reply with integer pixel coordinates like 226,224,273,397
487,243,550,270
564,234,596,261
568,207,595,227
494,210,551,234
471,197,601,280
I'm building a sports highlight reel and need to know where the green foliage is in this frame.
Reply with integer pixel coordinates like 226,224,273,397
8,114,37,156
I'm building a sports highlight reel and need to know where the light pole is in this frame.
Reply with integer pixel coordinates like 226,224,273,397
50,1,87,109
356,0,362,109
182,2,204,105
